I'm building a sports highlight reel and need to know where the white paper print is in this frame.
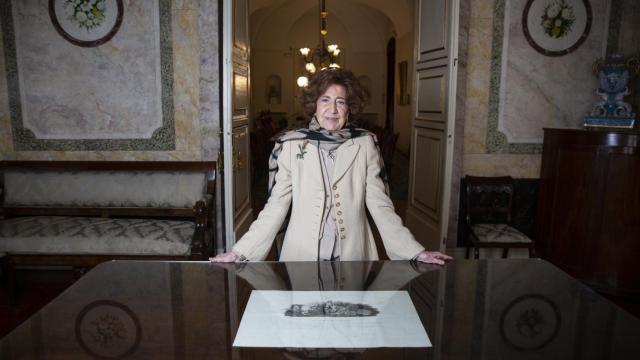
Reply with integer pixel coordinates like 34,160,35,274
233,290,431,348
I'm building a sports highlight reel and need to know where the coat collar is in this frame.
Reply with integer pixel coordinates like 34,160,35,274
299,139,360,186
333,139,360,185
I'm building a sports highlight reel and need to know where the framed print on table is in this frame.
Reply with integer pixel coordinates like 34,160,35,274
49,0,124,47
522,0,592,57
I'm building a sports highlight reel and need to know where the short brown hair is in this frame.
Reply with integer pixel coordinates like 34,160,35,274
300,69,366,118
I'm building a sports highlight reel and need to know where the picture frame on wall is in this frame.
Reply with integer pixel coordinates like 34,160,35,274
358,75,372,106
522,0,592,57
49,0,124,47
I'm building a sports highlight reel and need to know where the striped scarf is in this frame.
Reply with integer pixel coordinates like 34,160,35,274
268,117,389,194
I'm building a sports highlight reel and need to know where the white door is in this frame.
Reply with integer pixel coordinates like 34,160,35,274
405,0,459,252
223,0,253,249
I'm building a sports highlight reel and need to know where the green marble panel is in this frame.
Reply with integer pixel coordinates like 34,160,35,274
486,0,542,154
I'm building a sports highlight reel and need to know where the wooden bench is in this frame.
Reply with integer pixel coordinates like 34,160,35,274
0,161,216,302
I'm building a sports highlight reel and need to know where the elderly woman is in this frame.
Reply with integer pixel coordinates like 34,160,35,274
211,69,452,265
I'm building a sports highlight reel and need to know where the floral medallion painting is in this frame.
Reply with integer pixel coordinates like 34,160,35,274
49,0,124,47
522,0,592,56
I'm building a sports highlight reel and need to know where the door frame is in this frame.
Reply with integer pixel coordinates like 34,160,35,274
222,0,235,248
407,0,460,251
385,37,396,130
439,0,459,247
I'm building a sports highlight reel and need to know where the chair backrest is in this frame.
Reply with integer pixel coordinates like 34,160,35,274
464,175,514,225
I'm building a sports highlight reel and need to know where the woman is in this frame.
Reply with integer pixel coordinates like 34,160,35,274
211,69,452,265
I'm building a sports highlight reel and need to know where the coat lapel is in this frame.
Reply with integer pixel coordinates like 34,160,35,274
301,142,323,184
333,140,360,185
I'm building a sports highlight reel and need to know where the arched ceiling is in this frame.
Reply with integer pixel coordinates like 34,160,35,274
250,0,414,49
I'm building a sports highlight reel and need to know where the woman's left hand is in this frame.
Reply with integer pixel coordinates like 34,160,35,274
415,251,453,265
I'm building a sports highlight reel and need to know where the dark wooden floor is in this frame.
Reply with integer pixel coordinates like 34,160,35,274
0,270,76,339
602,294,640,321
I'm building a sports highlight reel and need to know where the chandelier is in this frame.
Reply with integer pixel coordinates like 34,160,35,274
296,0,341,87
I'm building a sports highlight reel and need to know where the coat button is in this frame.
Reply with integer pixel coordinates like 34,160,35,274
338,219,343,224
333,185,337,190
340,235,346,239
336,202,340,207
337,211,342,215
335,194,339,198
340,227,345,232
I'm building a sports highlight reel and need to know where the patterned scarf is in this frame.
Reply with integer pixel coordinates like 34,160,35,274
268,117,389,194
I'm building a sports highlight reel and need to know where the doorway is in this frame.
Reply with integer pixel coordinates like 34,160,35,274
385,37,396,131
222,0,459,254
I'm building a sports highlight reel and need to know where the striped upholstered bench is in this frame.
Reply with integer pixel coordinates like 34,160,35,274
0,161,216,302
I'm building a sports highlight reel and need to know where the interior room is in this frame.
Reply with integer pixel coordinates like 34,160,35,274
1,0,639,357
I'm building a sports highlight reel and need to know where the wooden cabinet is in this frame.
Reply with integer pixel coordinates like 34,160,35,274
537,128,640,297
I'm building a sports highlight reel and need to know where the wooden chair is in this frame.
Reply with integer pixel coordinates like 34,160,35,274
464,175,535,259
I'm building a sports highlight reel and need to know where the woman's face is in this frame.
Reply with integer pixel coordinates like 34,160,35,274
315,84,348,131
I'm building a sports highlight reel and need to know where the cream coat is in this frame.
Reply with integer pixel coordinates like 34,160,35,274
232,136,425,261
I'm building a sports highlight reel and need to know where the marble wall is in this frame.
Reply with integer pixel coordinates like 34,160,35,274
462,0,540,179
12,1,165,142
0,0,220,161
498,0,607,145
461,0,612,178
610,0,640,120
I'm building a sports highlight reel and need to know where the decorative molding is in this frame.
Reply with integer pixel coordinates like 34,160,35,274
0,0,175,151
486,0,543,154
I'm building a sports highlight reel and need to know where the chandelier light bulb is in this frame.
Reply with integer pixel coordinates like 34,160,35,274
327,44,338,53
332,48,340,56
329,63,340,68
305,62,317,73
297,76,309,87
299,47,311,56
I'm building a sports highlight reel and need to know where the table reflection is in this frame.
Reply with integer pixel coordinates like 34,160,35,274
0,259,638,359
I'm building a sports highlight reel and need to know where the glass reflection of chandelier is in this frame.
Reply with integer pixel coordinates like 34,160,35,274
296,0,340,87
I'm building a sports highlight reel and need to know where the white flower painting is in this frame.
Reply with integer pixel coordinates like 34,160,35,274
50,0,123,47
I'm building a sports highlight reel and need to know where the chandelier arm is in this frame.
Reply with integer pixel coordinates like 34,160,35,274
298,0,339,87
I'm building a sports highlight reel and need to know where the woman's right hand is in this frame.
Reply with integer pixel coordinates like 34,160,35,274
209,251,240,263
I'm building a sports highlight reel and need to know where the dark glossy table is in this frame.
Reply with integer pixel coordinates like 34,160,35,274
1,259,639,359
